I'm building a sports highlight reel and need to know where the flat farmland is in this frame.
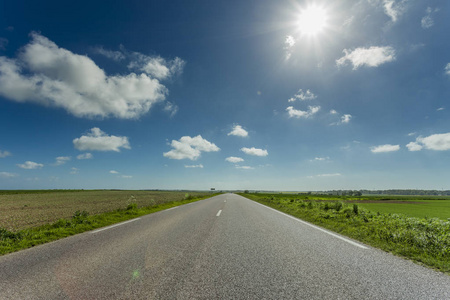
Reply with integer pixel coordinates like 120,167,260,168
0,190,210,231
354,198,450,220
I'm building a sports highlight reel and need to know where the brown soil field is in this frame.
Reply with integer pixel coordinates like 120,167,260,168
0,190,209,231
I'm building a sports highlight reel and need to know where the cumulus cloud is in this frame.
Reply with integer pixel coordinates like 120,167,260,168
0,172,18,178
184,164,204,168
407,133,450,151
370,144,400,153
54,156,71,166
241,147,268,157
163,135,220,160
128,54,185,80
0,32,184,119
330,109,338,114
73,128,130,152
288,89,317,102
437,107,445,111
226,156,244,163
336,46,396,69
0,150,11,158
17,161,44,169
77,153,93,160
286,106,320,118
406,142,422,152
110,170,119,174
228,125,248,137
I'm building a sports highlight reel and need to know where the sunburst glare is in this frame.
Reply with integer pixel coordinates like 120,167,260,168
298,5,328,36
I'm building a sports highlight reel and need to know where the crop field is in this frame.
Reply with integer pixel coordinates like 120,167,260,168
0,190,211,231
256,193,450,220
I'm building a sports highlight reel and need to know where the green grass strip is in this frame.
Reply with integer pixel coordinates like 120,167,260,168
0,194,219,256
239,193,450,275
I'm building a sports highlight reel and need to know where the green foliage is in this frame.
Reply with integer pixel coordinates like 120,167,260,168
353,204,359,215
126,203,138,210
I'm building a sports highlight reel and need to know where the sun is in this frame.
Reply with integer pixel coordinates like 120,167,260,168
298,5,327,36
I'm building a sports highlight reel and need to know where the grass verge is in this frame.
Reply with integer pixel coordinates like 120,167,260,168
239,193,450,275
0,193,218,256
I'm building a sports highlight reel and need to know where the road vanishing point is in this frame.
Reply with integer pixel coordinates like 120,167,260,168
1,194,449,299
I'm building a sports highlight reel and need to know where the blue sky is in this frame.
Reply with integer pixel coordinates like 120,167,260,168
0,0,449,190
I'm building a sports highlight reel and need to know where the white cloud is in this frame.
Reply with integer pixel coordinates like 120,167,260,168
421,7,439,29
407,132,416,136
286,106,320,118
73,128,130,152
437,107,445,111
17,161,44,169
311,157,330,162
0,32,179,119
0,172,18,178
370,0,408,23
163,101,178,117
128,54,185,80
406,142,422,152
370,144,400,153
93,47,125,61
77,153,93,160
163,135,220,160
184,164,204,168
408,133,450,151
336,46,396,69
70,167,79,174
226,156,244,163
330,109,338,115
308,173,342,178
284,35,296,60
54,156,71,166
228,125,248,137
0,150,11,158
241,147,268,157
341,114,352,124
235,165,254,170
288,89,317,102
121,175,132,179
110,170,119,174
285,35,296,48
445,63,450,76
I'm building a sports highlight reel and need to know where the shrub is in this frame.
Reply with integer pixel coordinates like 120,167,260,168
353,204,359,215
126,203,137,210
72,210,90,224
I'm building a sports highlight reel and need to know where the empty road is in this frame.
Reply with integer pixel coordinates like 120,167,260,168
1,193,449,299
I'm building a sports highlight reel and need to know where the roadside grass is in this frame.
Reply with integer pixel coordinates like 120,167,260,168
0,192,217,256
239,193,450,275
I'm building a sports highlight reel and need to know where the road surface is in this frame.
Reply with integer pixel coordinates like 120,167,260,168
1,193,449,299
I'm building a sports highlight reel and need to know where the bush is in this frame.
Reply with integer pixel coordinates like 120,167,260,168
126,203,137,210
72,210,90,224
353,204,359,215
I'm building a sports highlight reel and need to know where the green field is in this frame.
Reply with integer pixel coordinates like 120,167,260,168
356,200,450,220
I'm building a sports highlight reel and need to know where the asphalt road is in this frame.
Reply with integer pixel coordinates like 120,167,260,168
1,193,449,299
